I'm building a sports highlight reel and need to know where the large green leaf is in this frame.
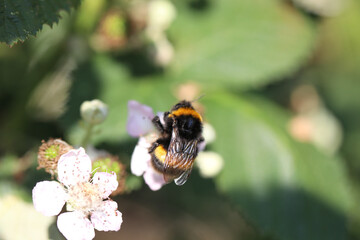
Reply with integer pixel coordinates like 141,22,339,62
203,92,352,240
0,0,80,46
169,0,316,88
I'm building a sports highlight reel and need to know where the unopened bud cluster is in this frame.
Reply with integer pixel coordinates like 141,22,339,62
80,99,108,125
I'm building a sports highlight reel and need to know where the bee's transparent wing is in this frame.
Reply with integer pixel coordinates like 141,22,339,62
164,128,198,184
174,168,193,186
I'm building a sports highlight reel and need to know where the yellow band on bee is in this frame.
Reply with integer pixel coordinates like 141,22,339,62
169,108,202,122
155,145,167,163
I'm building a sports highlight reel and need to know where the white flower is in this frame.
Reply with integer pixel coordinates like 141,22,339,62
127,100,167,190
130,134,166,191
126,100,155,137
32,148,122,240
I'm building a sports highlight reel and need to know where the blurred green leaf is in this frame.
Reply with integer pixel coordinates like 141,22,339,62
299,0,360,181
203,92,352,240
48,222,66,240
63,54,177,146
313,0,360,120
0,0,80,46
125,175,143,193
0,155,18,178
169,0,316,88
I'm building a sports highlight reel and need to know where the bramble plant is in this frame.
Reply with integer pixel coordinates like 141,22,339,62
32,100,125,240
1,0,359,239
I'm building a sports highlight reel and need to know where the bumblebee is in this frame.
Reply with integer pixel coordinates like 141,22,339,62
148,100,204,185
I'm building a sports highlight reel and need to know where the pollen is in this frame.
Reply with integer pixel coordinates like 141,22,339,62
67,182,102,213
155,145,167,163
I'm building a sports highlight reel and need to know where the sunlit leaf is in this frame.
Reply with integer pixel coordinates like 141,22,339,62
203,92,352,240
169,0,316,88
0,0,80,45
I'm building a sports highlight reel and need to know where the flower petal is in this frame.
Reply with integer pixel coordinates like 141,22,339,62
93,172,118,199
130,136,153,176
197,141,206,152
91,200,123,232
32,181,67,216
57,212,95,240
127,100,155,137
58,148,92,186
143,167,166,191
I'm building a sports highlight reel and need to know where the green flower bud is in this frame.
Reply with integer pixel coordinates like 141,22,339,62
80,99,108,124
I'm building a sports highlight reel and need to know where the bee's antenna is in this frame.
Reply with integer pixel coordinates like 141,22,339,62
191,94,205,103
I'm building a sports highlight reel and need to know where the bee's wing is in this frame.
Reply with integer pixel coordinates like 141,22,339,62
164,130,198,184
174,168,193,186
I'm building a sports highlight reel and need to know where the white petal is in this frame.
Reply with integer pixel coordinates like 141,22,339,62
143,167,166,191
57,212,95,240
91,200,123,231
130,137,152,176
32,181,67,216
197,141,206,152
126,100,155,137
92,172,118,199
58,148,92,186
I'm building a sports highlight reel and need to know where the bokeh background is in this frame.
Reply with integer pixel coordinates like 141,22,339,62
1,0,360,239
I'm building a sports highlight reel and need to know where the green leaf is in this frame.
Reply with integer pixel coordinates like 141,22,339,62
0,0,80,46
169,0,316,89
203,92,352,240
62,54,177,146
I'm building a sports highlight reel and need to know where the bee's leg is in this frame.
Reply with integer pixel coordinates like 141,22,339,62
148,141,159,153
198,136,205,143
152,116,165,133
163,111,173,129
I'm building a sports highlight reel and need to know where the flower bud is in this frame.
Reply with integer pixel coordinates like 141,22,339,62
203,122,216,144
291,0,345,17
148,36,174,66
147,0,176,33
196,151,224,178
37,139,73,176
80,99,108,124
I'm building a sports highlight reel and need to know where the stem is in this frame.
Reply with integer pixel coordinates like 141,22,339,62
81,122,94,148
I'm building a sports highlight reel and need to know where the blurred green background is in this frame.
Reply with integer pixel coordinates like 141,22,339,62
0,0,360,239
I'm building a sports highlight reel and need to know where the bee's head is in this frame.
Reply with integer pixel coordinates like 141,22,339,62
175,115,202,140
171,100,193,112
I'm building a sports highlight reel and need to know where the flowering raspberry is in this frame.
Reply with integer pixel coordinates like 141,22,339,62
32,148,122,240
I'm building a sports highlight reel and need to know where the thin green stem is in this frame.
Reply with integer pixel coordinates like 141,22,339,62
81,122,94,148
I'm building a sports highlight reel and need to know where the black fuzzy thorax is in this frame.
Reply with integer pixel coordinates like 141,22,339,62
175,115,202,140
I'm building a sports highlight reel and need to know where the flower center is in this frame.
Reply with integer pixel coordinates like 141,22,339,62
44,145,60,160
67,182,102,213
